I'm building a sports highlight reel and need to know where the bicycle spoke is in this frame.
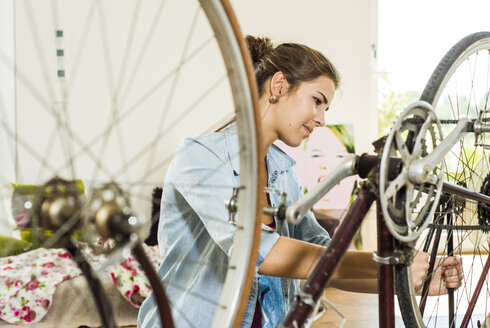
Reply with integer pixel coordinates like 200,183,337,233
119,0,169,106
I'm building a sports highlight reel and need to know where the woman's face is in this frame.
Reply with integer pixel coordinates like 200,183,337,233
273,75,336,147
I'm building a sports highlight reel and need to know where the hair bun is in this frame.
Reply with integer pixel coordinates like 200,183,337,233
245,35,274,65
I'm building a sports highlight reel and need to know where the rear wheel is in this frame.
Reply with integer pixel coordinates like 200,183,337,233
0,0,261,327
395,32,490,328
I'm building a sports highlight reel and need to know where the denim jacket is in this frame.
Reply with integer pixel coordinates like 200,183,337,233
138,124,330,328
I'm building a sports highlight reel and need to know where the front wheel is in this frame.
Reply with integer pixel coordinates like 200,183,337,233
0,0,261,327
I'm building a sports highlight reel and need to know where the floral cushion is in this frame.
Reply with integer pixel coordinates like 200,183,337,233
0,244,160,325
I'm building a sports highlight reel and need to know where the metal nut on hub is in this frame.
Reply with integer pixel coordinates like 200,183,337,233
32,178,82,232
94,201,120,239
85,183,139,242
40,195,79,229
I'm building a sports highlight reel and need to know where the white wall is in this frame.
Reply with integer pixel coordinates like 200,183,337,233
379,0,490,94
0,0,16,235
231,0,379,154
1,0,379,237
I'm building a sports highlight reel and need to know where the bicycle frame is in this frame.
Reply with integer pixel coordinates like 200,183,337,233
280,150,490,327
279,154,394,328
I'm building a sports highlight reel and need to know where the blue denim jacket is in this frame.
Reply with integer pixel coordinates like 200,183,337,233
138,124,330,328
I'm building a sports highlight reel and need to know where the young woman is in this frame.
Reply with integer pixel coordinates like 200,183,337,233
138,36,463,328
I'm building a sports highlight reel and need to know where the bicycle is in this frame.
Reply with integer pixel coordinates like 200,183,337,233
278,32,490,328
0,1,488,327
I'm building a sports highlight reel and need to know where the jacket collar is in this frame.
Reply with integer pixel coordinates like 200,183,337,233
224,123,296,175
267,143,296,173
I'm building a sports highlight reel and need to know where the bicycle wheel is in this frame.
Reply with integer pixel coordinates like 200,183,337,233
0,0,261,327
396,32,490,328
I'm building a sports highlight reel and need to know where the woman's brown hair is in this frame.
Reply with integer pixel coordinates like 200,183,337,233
245,35,341,97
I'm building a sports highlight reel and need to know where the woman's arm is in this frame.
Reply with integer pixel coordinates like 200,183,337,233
258,237,376,282
258,237,462,295
258,238,379,292
257,236,325,279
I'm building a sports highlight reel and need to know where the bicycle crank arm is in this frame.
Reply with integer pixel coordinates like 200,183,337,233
408,118,470,184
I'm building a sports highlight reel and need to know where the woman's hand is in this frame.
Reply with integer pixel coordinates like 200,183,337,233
412,252,463,296
428,256,463,295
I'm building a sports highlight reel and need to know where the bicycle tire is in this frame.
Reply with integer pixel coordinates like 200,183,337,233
395,31,490,328
0,1,261,327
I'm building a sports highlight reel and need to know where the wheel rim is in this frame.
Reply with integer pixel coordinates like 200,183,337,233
0,1,260,327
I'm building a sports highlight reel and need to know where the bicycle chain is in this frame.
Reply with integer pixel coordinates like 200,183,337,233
428,223,490,232
439,117,490,124
404,118,490,125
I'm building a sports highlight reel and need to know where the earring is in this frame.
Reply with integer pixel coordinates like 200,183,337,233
269,95,279,104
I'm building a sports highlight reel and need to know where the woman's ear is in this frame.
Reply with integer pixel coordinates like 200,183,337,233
269,71,289,97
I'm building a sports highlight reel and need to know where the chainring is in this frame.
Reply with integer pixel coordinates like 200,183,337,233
379,101,444,242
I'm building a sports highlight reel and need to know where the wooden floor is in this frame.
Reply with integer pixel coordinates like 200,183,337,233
111,279,490,327
120,288,381,328
311,287,379,328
